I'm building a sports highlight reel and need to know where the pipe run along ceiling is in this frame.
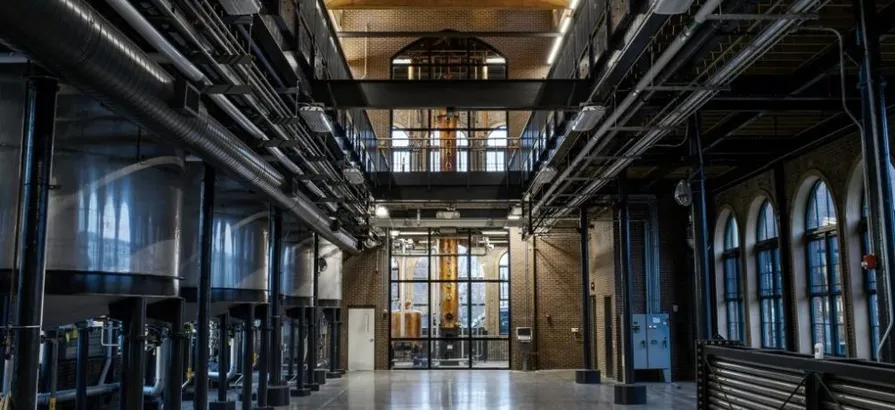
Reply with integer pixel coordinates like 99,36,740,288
324,0,569,9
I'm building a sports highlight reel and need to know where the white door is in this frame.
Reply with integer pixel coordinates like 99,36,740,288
347,308,375,370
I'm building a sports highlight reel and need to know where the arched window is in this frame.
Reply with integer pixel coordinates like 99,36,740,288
486,127,507,172
805,181,845,356
859,193,880,358
498,252,509,335
722,216,744,341
756,200,784,348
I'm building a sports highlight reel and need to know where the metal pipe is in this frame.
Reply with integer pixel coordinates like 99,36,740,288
143,343,167,397
689,112,715,340
257,305,269,408
97,322,114,384
10,72,58,410
530,0,724,216
76,325,89,410
37,384,120,405
0,0,359,253
240,307,255,410
208,338,238,381
309,235,321,383
579,208,594,370
195,163,215,410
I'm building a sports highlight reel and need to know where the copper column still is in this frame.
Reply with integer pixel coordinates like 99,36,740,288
437,112,460,329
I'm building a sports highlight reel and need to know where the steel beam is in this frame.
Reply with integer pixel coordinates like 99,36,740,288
312,79,591,110
337,31,561,38
689,113,715,341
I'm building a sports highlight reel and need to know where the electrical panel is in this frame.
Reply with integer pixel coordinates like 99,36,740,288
631,313,671,382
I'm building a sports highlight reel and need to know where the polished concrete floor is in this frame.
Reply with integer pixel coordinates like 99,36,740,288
194,370,697,409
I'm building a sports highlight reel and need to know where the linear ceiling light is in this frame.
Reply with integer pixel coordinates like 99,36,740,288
299,105,334,133
375,205,390,218
486,57,507,64
571,105,608,132
392,58,412,64
532,166,557,187
342,166,366,185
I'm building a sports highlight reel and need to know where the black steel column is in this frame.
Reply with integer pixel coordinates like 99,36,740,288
216,314,229,403
119,298,147,410
75,324,90,410
576,207,600,384
614,178,647,405
266,207,289,406
288,321,296,378
689,112,715,341
773,165,797,352
308,235,320,385
10,73,58,410
854,0,895,362
256,304,269,409
240,307,254,410
332,308,343,374
195,164,215,410
166,299,186,410
297,309,314,392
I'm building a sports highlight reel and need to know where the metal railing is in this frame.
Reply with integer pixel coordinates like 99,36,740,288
381,136,518,173
297,0,382,172
698,340,895,409
517,0,610,172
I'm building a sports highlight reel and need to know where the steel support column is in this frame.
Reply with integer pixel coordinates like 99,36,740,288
166,299,185,410
773,165,798,351
308,235,321,385
266,207,290,406
576,207,600,384
118,298,147,410
689,113,716,341
195,164,215,410
854,0,895,362
614,177,647,405
256,304,269,409
10,72,58,410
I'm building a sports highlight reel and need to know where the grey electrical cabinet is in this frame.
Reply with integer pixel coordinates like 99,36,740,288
631,313,671,382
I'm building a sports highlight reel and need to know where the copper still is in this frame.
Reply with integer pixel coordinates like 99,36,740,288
390,300,423,339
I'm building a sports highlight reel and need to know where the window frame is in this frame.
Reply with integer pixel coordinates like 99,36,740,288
722,216,745,341
755,200,785,349
805,181,846,357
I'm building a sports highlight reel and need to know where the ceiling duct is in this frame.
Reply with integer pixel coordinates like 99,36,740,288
571,105,607,132
299,105,335,133
0,0,359,253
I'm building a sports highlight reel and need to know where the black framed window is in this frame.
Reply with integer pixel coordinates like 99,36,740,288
722,216,744,341
498,252,509,336
756,200,785,349
805,181,846,356
859,193,881,359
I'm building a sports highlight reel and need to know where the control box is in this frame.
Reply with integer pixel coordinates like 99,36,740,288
515,327,532,343
631,313,671,382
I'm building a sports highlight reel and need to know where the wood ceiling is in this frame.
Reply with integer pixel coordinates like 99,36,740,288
324,0,569,9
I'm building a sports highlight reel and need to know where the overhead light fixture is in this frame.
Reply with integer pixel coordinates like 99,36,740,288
436,210,461,220
571,105,608,132
481,230,508,236
342,166,365,185
299,105,334,133
219,0,261,15
375,205,390,218
392,58,412,64
508,206,522,220
546,37,564,64
390,230,400,237
654,0,696,15
485,57,506,64
531,166,557,187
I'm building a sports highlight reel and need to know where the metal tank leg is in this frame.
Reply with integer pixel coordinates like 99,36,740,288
210,313,235,410
75,324,90,410
255,304,270,410
301,307,319,391
111,297,148,410
165,299,186,410
10,72,58,410
230,304,255,410
289,314,310,397
326,308,342,379
331,308,345,376
265,207,290,407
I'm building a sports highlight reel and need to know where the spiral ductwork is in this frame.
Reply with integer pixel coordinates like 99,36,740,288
0,0,359,253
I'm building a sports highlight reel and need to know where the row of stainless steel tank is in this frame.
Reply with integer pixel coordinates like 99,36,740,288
0,78,342,328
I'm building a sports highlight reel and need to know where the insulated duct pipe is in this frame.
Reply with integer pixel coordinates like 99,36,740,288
547,0,819,217
105,0,339,213
208,338,239,381
0,0,359,253
530,0,724,217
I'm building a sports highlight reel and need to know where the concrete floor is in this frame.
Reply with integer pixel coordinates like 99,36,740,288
197,370,697,409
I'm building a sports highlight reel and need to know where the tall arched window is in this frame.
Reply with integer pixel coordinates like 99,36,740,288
486,127,507,172
498,252,509,335
723,216,744,341
756,200,785,348
860,193,880,358
805,181,845,356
